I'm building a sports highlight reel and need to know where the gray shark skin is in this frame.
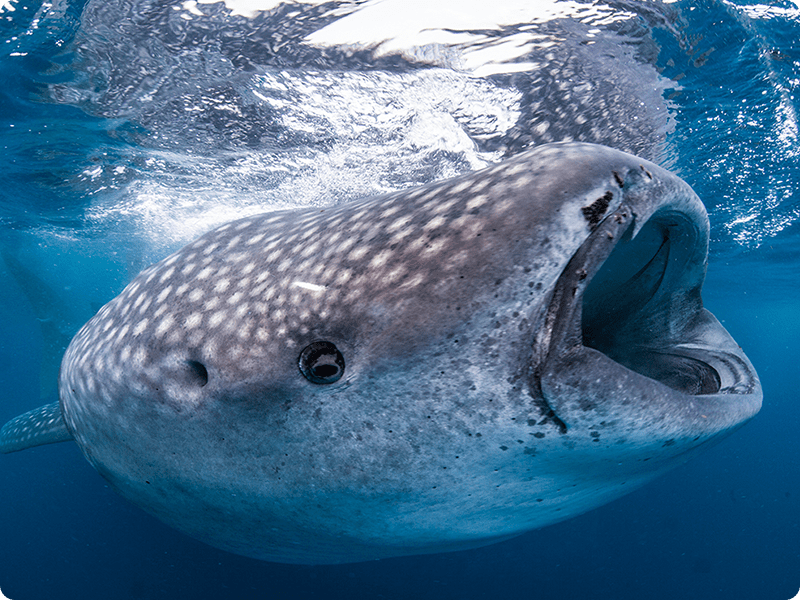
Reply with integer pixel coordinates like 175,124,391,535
1,143,761,564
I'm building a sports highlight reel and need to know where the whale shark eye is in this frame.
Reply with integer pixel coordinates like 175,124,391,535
299,341,345,384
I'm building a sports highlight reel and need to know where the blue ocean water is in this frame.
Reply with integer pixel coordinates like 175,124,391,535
0,0,798,598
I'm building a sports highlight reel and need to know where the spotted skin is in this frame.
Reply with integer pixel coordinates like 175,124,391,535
1,143,761,563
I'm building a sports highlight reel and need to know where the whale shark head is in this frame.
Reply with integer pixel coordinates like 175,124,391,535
5,143,760,563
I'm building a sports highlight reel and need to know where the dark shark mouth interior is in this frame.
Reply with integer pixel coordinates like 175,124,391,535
580,210,722,396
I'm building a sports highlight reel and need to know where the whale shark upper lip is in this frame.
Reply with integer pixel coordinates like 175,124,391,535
532,182,762,439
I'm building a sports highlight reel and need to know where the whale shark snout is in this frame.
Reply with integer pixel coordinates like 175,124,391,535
1,142,761,563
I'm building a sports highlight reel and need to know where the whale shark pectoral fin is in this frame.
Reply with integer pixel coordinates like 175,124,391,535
0,402,73,454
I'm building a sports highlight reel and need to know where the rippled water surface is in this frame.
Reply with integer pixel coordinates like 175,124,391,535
1,1,798,599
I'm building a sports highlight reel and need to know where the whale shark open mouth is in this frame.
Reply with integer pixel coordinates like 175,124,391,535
534,196,761,435
580,209,723,396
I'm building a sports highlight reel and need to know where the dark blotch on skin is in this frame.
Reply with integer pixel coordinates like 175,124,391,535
581,191,614,228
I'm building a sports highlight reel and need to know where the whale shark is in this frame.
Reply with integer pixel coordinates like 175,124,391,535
0,143,761,564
